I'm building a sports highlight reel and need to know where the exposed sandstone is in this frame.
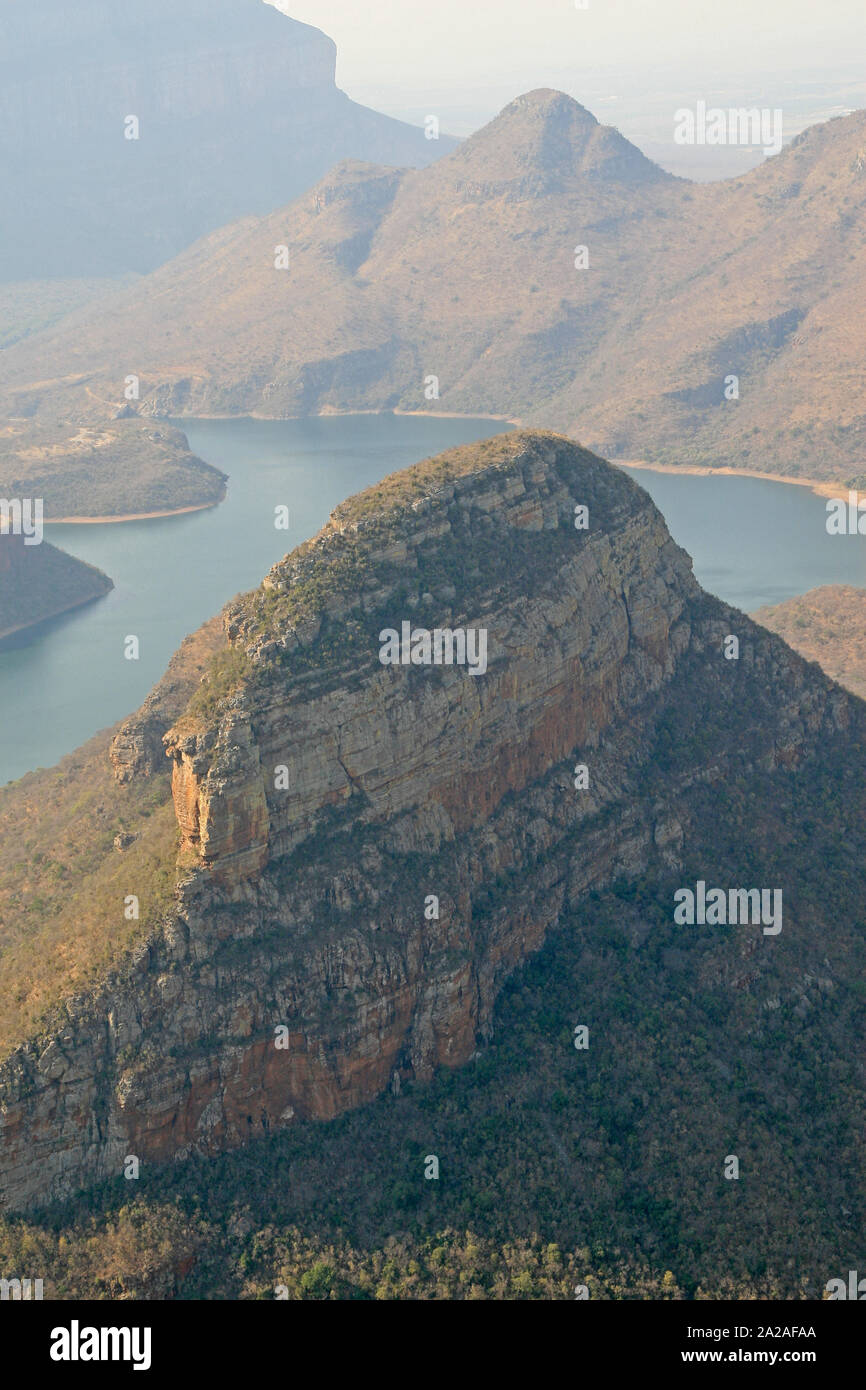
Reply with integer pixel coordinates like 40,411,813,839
110,616,226,783
0,432,852,1212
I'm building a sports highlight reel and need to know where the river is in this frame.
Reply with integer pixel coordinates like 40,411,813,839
1,414,863,786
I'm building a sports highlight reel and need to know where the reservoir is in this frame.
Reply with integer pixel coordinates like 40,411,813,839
1,414,864,787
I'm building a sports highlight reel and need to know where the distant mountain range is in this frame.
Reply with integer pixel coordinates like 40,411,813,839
0,0,455,280
3,89,866,518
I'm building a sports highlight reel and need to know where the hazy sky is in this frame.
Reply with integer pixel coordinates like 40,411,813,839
276,0,866,118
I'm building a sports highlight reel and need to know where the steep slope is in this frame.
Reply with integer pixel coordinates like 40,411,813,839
0,531,113,642
4,92,866,515
1,431,864,1229
561,111,866,480
753,585,866,700
0,0,454,281
0,618,224,1048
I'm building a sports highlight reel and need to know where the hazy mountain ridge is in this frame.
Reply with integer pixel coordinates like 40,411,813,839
0,0,455,281
3,91,866,516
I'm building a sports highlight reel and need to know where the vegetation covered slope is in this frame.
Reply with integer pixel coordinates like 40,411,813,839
4,92,866,514
752,585,866,700
0,278,137,351
2,734,865,1299
0,419,226,521
0,532,113,640
0,432,865,1296
0,618,224,1050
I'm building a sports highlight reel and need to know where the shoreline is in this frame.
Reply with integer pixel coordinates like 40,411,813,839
36,411,853,526
174,410,845,495
0,587,112,646
392,408,522,423
170,406,523,425
44,497,223,526
614,458,846,500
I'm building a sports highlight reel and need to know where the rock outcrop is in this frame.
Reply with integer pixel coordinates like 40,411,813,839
110,616,226,783
0,431,854,1211
164,433,692,877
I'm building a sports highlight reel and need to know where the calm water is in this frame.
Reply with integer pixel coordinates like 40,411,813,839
0,415,512,786
1,416,864,786
620,466,866,611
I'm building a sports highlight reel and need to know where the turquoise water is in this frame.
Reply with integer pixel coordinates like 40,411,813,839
0,415,512,786
620,466,866,612
1,415,864,787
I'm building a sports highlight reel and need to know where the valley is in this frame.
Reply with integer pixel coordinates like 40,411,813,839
3,91,866,519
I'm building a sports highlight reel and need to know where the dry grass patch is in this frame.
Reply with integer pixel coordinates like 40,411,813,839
0,733,178,1057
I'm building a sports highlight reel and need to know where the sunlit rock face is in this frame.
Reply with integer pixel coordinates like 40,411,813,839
0,432,852,1213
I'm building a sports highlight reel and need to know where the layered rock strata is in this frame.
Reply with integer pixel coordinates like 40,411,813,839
0,432,851,1211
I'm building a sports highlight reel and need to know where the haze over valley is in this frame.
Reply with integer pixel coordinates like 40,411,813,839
4,88,866,535
1,0,865,1319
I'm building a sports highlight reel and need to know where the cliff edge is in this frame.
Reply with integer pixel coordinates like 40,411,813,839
0,431,857,1212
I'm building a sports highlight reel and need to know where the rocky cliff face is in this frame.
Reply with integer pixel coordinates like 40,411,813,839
0,432,852,1212
0,0,454,278
164,433,691,877
110,616,227,784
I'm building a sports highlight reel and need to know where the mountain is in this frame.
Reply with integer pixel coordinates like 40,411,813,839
0,278,139,351
1,431,865,1302
0,0,456,281
753,585,866,700
4,91,866,517
0,530,113,643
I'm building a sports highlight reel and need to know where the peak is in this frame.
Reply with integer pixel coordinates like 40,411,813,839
320,430,649,540
505,89,598,123
739,105,866,200
328,430,579,527
442,89,667,191
218,429,657,675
